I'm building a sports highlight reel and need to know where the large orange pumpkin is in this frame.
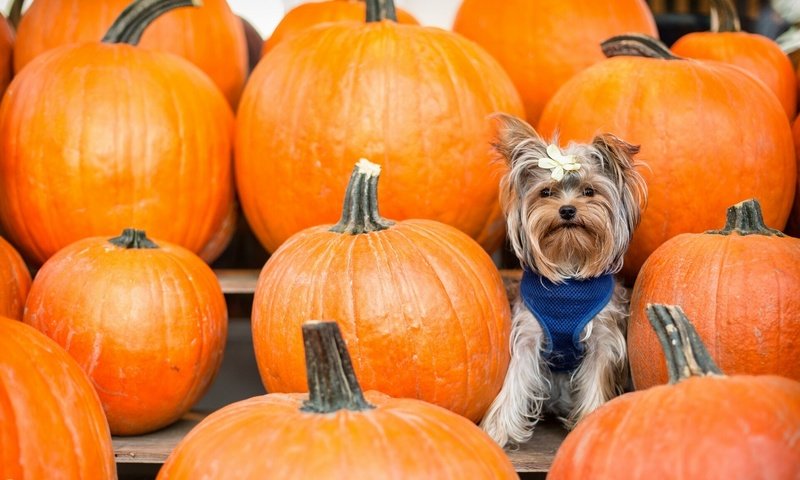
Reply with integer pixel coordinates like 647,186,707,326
159,321,517,479
0,236,30,320
251,160,511,422
538,34,796,281
670,0,797,118
628,199,800,389
236,0,524,254
24,228,228,435
549,304,800,479
0,317,116,479
262,0,418,55
0,0,234,265
452,0,657,126
14,0,246,107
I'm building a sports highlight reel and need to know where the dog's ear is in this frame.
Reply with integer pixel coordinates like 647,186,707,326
592,133,648,233
490,113,546,166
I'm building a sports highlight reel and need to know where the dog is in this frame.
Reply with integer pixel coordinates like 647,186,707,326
480,114,647,448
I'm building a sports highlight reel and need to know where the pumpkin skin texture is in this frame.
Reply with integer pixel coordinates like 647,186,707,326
538,35,796,282
452,0,657,125
236,10,524,254
628,200,800,389
0,317,116,479
251,161,511,423
14,0,247,107
0,15,234,265
262,0,418,55
0,236,30,320
23,230,228,436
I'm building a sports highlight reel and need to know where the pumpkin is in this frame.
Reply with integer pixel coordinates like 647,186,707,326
158,321,517,479
452,0,657,125
0,236,30,320
262,0,418,55
670,0,797,118
236,0,524,254
0,317,116,479
24,228,228,435
549,304,800,479
538,34,796,281
13,0,246,107
0,15,12,97
0,0,234,266
251,159,511,422
627,199,800,388
787,115,800,237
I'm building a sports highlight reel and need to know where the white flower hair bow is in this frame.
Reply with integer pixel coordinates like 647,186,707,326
538,144,581,181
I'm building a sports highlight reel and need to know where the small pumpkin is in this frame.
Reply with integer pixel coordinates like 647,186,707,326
0,317,116,479
670,0,797,118
0,0,234,265
538,34,796,281
628,199,800,388
251,159,511,423
0,236,30,320
549,304,800,479
24,228,228,435
158,321,518,479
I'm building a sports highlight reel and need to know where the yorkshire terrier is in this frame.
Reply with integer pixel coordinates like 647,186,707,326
480,114,647,447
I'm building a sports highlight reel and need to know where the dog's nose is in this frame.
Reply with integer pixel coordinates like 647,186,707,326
559,205,577,220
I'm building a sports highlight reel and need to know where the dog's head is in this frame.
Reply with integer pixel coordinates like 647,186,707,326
493,113,647,282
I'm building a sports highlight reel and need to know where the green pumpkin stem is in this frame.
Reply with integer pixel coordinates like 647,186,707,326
365,0,398,22
301,321,374,413
601,34,682,60
330,159,395,235
646,304,722,383
8,0,24,29
710,0,741,33
707,199,785,237
108,228,159,249
102,0,200,45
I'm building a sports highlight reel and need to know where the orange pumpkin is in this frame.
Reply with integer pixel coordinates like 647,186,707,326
159,321,517,479
0,15,12,97
251,160,511,422
0,236,30,320
549,304,800,479
670,0,797,118
452,0,657,125
24,229,228,435
236,0,524,254
0,0,234,266
0,317,116,479
538,34,796,281
262,0,418,55
787,115,800,236
628,199,800,388
14,0,246,107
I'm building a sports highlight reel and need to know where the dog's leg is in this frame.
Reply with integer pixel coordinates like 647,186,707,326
480,298,550,447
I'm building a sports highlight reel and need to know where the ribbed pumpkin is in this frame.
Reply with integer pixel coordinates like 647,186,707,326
14,0,246,107
0,0,234,266
452,0,657,125
262,0,418,55
0,236,30,320
550,304,800,479
670,0,797,118
538,34,796,281
159,321,517,479
0,15,12,97
628,199,800,388
0,317,116,479
251,160,511,422
24,229,228,435
236,0,524,254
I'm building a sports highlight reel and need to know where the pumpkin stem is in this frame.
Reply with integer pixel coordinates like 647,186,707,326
102,0,201,46
707,199,785,237
601,34,682,60
646,304,722,383
330,159,395,235
8,0,24,29
301,321,374,413
108,228,159,249
365,0,397,22
710,0,741,32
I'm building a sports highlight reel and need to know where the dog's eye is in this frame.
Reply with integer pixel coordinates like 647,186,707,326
540,188,552,198
583,187,595,197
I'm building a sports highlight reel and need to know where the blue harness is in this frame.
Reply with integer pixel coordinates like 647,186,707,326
520,270,615,372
